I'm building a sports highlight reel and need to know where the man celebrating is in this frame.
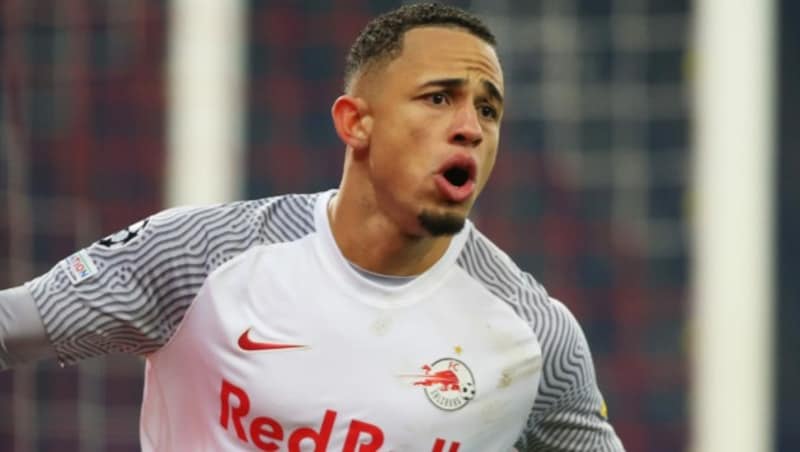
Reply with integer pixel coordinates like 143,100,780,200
0,4,624,451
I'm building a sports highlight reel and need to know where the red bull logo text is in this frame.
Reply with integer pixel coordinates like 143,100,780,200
219,379,463,451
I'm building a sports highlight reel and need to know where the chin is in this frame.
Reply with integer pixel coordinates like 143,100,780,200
417,209,466,237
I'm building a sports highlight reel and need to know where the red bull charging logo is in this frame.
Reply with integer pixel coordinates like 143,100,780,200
411,358,476,411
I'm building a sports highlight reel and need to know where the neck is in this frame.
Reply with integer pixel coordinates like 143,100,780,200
328,177,454,277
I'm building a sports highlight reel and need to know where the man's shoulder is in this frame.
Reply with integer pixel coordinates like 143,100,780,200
456,224,551,320
66,190,324,281
160,191,320,219
153,191,322,238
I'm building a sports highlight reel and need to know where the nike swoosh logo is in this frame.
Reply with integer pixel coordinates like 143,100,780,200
237,328,307,352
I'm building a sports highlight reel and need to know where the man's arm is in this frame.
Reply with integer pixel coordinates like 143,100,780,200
517,298,624,452
453,230,624,451
21,206,223,367
1,195,300,370
0,285,54,370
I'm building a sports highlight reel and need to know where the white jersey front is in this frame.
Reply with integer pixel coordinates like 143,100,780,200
26,190,624,451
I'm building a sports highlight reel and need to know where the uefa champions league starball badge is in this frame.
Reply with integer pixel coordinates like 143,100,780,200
98,219,149,249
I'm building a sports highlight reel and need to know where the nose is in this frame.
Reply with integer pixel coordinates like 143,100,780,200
449,103,483,147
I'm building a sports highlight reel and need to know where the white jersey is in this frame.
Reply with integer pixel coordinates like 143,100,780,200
26,190,623,451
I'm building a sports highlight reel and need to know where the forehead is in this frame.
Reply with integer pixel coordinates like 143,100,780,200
383,26,503,91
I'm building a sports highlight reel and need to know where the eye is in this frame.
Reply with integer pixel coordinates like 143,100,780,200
479,105,498,120
427,92,449,105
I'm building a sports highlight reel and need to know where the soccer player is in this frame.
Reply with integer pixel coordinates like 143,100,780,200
0,4,624,451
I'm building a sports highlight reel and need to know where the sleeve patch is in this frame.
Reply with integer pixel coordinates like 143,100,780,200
98,219,149,249
62,250,99,285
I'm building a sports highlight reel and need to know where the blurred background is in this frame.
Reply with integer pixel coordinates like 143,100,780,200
0,0,795,451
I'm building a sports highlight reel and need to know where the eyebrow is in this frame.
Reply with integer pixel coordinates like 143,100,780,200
482,80,504,106
419,78,504,106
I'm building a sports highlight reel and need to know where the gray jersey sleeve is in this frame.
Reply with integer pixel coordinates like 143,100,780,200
24,203,262,367
0,285,54,370
456,228,624,451
23,193,318,368
26,194,317,364
517,297,624,451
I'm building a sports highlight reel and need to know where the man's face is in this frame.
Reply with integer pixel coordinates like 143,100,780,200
361,26,504,237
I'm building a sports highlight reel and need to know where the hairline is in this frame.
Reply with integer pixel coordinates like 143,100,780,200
345,23,497,95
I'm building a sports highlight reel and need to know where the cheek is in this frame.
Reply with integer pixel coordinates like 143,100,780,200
374,120,432,180
477,145,499,190
367,102,448,199
368,131,414,195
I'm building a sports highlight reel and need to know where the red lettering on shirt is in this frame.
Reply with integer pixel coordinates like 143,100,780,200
220,378,250,441
343,419,385,452
218,379,390,451
288,409,336,452
250,416,283,451
432,437,461,452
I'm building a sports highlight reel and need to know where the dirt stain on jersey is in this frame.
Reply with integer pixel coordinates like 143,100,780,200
497,354,543,389
371,316,392,336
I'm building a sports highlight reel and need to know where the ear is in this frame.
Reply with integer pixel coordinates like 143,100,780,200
331,95,372,157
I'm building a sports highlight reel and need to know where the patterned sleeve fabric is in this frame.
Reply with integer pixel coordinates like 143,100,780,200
517,297,624,451
23,193,318,367
457,228,623,451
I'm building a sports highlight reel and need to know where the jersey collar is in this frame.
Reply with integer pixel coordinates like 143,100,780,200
312,189,471,308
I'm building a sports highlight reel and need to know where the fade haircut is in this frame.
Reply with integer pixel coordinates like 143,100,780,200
343,3,496,92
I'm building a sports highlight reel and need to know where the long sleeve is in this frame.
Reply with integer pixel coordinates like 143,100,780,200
517,298,624,451
0,285,54,370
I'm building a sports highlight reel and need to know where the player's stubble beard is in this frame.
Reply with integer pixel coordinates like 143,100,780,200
418,210,466,236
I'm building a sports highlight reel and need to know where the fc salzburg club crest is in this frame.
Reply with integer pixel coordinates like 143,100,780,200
412,358,476,411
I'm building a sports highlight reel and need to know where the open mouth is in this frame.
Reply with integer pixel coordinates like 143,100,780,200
443,166,471,187
438,154,476,186
434,155,477,202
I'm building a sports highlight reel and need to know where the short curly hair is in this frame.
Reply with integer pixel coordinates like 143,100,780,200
344,3,496,92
